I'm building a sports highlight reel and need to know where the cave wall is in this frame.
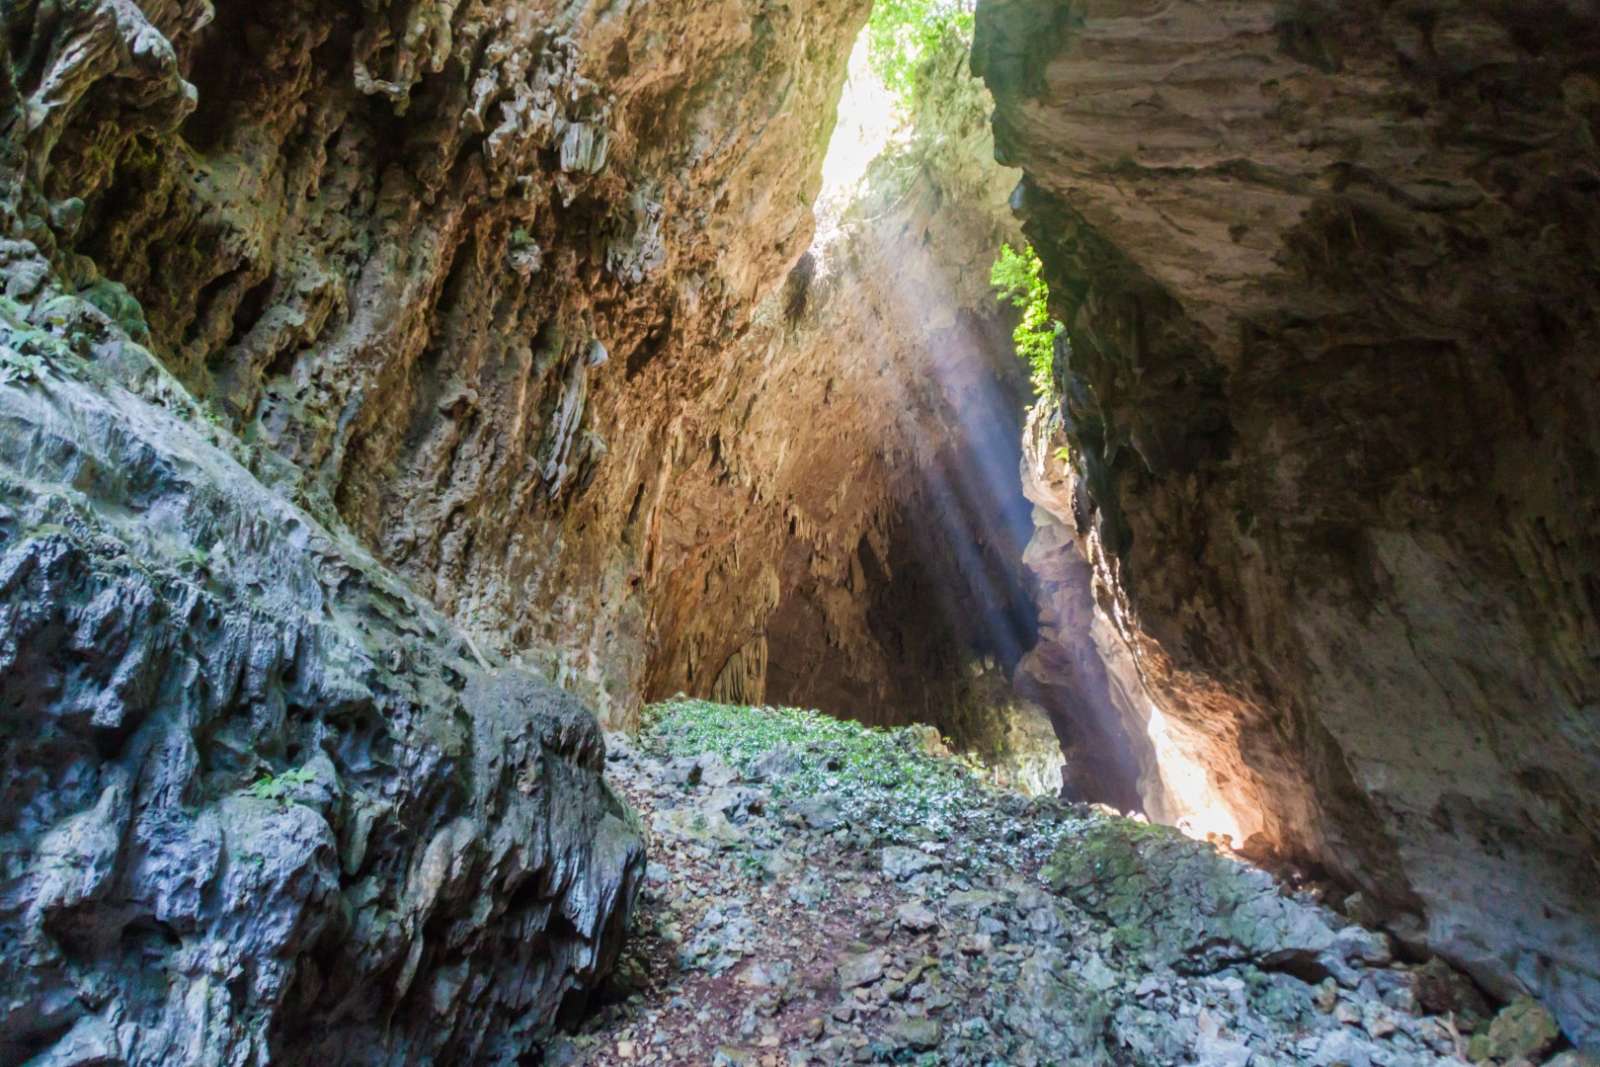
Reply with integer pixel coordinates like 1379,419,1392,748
0,4,1093,1058
633,37,1068,777
975,0,1600,1044
0,242,643,1065
0,0,875,1059
7,0,872,725
3,0,1088,771
1015,403,1161,817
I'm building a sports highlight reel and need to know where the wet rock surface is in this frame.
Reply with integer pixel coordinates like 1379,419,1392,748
551,700,1538,1066
0,267,643,1063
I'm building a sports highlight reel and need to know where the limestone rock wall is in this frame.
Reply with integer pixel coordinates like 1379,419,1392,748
0,2,1061,1057
975,0,1600,1045
1015,402,1161,817
631,36,1068,769
3,0,870,725
0,267,643,1063
0,0,1071,774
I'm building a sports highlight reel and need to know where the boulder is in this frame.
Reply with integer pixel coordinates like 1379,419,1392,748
837,948,887,989
881,846,942,881
1042,821,1335,975
0,290,643,1065
1471,997,1562,1064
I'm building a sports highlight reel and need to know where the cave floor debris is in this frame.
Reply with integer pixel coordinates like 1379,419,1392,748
543,700,1541,1067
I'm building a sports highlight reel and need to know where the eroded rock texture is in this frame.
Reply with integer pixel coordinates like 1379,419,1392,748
1017,405,1164,818
0,286,643,1063
635,40,1040,752
976,0,1600,1044
2,0,870,724
0,0,1073,786
0,1,663,1058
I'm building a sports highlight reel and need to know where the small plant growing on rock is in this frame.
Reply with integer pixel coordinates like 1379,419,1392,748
0,345,47,386
644,698,1049,866
991,242,1063,398
249,766,315,805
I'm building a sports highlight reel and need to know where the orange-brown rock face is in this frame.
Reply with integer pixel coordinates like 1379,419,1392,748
976,0,1600,1043
10,0,871,723
7,0,1071,761
632,41,1065,768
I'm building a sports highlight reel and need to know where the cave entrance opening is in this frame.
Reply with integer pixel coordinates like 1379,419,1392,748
681,17,1143,807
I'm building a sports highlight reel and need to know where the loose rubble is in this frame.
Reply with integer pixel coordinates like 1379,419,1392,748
545,700,1584,1066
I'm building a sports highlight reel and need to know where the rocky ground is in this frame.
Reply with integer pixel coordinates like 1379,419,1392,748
541,700,1586,1067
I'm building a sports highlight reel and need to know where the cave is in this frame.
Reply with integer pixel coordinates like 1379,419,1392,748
0,0,1596,1063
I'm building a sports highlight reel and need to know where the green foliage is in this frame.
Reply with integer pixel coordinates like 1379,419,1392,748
642,698,1119,876
990,242,1063,398
181,543,211,574
643,698,1023,854
0,346,47,387
867,0,975,103
647,698,976,799
0,298,68,386
249,766,315,804
78,278,151,340
733,846,767,880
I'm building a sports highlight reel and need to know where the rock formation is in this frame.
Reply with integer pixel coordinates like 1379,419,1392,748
7,0,1063,768
976,0,1600,1044
0,273,643,1062
4,0,1599,1057
0,0,1062,1056
630,35,1059,772
1,0,872,726
558,697,1553,1066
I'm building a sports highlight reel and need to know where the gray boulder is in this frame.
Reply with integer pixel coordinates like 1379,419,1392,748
746,743,803,782
880,846,941,881
0,283,644,1065
1043,821,1335,974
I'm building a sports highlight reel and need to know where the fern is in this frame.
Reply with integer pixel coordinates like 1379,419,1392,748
249,766,316,804
0,346,47,386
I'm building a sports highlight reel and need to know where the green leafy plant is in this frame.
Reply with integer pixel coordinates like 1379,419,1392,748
249,766,315,804
642,698,1102,876
181,544,212,575
867,0,975,103
734,847,766,880
990,242,1063,398
0,346,47,386
197,400,226,429
644,699,994,845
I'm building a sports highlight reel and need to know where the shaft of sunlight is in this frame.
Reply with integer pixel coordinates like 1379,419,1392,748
807,19,1253,842
1147,706,1246,845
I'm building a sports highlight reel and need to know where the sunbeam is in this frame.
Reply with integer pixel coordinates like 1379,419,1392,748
795,18,1258,840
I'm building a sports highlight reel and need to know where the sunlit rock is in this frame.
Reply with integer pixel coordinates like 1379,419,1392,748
978,0,1600,1043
